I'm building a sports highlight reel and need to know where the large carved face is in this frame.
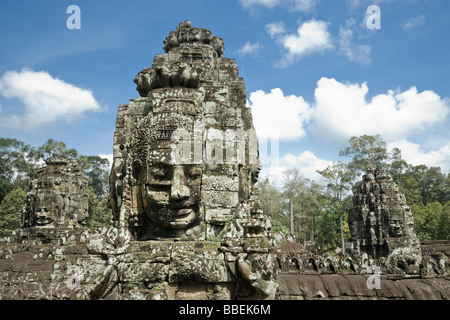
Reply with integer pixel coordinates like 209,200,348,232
144,108,203,232
388,217,404,237
145,149,202,230
34,194,57,226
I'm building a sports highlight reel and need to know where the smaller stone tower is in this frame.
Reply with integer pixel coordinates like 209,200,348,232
20,155,89,242
348,167,421,259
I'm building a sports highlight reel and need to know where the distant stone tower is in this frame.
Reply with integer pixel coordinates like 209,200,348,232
21,155,88,242
348,167,421,259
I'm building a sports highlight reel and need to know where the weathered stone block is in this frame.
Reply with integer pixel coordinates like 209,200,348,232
297,275,328,299
201,190,238,208
320,274,354,298
344,275,377,297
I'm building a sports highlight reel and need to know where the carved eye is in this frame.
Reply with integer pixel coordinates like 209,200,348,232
151,165,172,181
188,167,202,178
152,168,167,179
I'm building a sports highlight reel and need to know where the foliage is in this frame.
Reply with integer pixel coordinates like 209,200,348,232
314,199,339,252
411,202,450,240
86,187,110,229
0,188,26,237
263,134,449,251
36,139,78,159
440,202,450,240
78,155,110,198
255,134,449,252
0,178,13,207
281,168,321,243
0,138,38,201
256,177,287,233
339,134,389,180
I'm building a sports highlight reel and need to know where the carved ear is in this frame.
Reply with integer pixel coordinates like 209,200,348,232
132,159,142,180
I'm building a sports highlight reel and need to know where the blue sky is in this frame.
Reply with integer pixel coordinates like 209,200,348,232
0,0,449,183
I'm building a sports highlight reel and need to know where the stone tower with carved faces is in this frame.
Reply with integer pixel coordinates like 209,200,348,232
108,21,276,299
348,167,421,260
110,20,262,242
21,155,89,242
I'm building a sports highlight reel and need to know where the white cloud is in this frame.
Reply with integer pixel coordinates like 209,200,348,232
0,68,102,130
276,19,333,67
248,88,311,141
401,15,425,30
234,42,262,56
290,0,318,12
346,0,361,9
310,77,450,143
265,22,286,38
338,18,371,66
387,140,450,173
240,0,318,11
99,153,113,168
239,0,281,9
347,0,424,8
260,150,333,186
282,150,334,180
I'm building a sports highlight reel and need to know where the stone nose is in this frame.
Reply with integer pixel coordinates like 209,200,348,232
171,166,190,200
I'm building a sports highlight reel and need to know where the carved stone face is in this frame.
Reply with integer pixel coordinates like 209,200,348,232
388,218,404,237
146,161,202,230
145,122,203,231
34,196,56,226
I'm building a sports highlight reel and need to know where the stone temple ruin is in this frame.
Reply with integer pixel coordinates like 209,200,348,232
0,21,449,300
19,155,89,243
348,167,422,267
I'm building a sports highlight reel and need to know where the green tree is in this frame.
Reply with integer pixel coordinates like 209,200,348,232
256,177,287,233
411,202,445,240
317,161,353,251
36,139,78,159
78,155,110,198
387,147,409,180
403,165,447,205
78,156,111,228
317,162,352,204
439,202,450,240
0,138,38,200
314,198,339,252
86,187,110,229
282,168,320,243
394,170,423,205
0,188,26,237
339,134,389,180
444,174,450,204
0,178,13,208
